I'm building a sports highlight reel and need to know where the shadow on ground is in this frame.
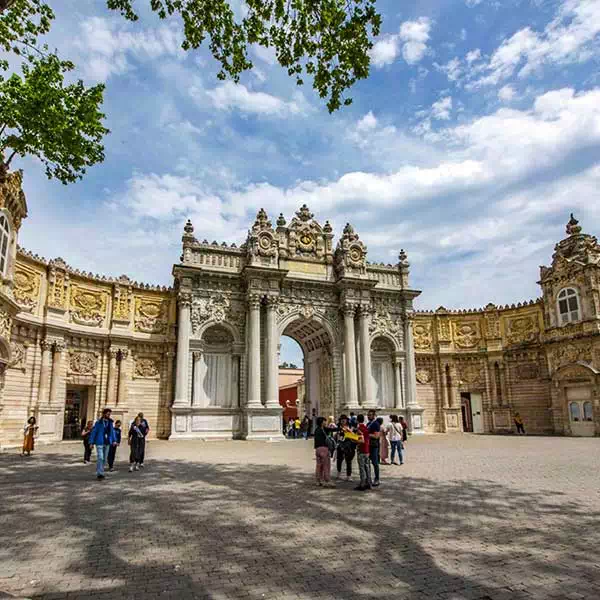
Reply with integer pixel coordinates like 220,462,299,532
0,450,598,600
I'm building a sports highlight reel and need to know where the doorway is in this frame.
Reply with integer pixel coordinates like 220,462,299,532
461,393,472,432
567,387,595,437
460,392,484,433
63,387,92,440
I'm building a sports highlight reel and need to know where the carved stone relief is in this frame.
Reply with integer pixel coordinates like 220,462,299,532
134,297,168,334
8,342,26,370
550,343,593,372
557,364,593,381
506,315,538,345
416,368,431,384
437,319,451,342
191,293,230,334
134,356,161,379
413,322,432,350
0,306,12,341
13,266,40,312
453,321,480,349
369,311,402,342
69,351,98,376
459,364,481,385
70,286,107,327
515,362,540,380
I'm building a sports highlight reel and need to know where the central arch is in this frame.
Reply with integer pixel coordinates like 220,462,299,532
278,312,338,422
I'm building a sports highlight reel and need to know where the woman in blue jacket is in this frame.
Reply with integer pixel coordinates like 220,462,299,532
88,408,116,480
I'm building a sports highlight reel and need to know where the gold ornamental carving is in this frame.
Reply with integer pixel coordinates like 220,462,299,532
13,266,40,312
550,343,592,371
437,319,451,342
69,351,98,376
70,285,108,327
506,316,538,345
134,297,168,334
453,321,480,349
515,362,539,380
459,364,481,385
113,282,132,321
415,368,431,384
134,356,160,379
558,365,592,381
413,322,432,350
47,267,69,309
8,341,26,369
0,306,12,340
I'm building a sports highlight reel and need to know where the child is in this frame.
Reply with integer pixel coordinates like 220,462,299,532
81,420,94,464
107,420,122,471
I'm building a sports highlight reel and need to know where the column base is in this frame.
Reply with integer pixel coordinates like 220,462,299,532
443,407,462,432
406,405,425,434
242,406,284,441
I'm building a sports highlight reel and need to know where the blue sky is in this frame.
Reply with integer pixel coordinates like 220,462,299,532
13,0,600,365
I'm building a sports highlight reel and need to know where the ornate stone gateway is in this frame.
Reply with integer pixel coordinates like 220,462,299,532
170,205,422,440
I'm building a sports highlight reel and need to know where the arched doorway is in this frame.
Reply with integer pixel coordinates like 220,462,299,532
280,315,335,423
370,336,396,410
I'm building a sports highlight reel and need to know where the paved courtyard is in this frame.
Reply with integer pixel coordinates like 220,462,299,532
0,435,599,600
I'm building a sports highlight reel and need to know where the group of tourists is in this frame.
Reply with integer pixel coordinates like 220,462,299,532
20,408,151,480
313,409,408,491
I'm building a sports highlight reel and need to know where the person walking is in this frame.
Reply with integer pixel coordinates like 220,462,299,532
21,416,38,457
514,412,526,435
301,415,310,440
387,415,404,465
137,413,150,468
81,420,94,464
335,415,356,481
378,417,389,465
89,408,117,480
107,420,122,471
399,416,408,442
294,416,301,439
314,416,334,487
128,416,145,472
355,414,371,491
367,409,381,487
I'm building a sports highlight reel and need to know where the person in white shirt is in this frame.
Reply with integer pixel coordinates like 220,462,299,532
386,414,405,465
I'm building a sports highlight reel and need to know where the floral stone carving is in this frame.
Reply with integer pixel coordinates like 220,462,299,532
453,321,480,349
506,316,538,345
135,297,168,334
191,294,230,334
70,286,107,327
459,364,481,384
416,368,431,384
134,356,160,379
13,267,40,312
413,322,432,350
8,342,26,369
0,306,12,340
69,351,98,376
370,311,402,341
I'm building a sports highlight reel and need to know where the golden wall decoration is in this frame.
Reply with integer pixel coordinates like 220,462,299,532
47,269,68,309
134,297,168,334
437,319,451,342
113,285,132,321
459,364,481,384
0,306,12,341
453,321,480,348
506,315,538,345
13,266,40,312
8,341,26,369
413,322,432,349
70,285,108,327
415,368,432,384
515,362,539,380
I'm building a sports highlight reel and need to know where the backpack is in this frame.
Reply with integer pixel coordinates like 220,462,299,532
326,435,336,457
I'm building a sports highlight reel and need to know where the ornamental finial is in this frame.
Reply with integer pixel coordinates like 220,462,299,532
566,213,582,236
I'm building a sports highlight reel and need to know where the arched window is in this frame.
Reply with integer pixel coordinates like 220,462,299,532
569,402,581,422
557,288,580,324
583,401,593,422
0,213,10,277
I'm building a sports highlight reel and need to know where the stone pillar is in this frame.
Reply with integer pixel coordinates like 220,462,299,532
37,339,53,405
393,355,403,409
265,297,280,408
404,317,418,406
247,294,262,408
106,348,119,407
358,306,373,407
342,305,359,408
174,292,192,407
49,341,65,405
117,349,129,406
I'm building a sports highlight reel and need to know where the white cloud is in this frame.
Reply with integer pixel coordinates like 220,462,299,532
74,16,184,82
431,96,453,120
472,0,600,88
498,85,516,102
356,111,378,131
399,17,432,64
370,17,432,68
466,48,482,64
206,81,307,117
435,58,462,82
466,0,483,6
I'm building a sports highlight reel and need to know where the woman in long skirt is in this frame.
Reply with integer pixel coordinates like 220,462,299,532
378,417,389,465
22,416,37,456
128,416,145,472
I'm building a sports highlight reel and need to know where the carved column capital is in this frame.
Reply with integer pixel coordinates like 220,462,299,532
118,349,129,361
178,291,192,308
192,350,202,360
247,293,263,310
108,347,121,359
264,295,279,309
40,339,54,352
53,341,66,353
342,303,356,317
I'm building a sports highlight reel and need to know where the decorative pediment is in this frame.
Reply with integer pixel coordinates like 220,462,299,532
246,208,278,267
334,223,367,277
281,204,333,264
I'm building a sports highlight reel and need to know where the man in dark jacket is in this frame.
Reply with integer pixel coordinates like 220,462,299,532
89,408,117,480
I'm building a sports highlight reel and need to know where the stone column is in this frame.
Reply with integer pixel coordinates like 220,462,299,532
165,350,175,406
247,294,262,408
106,348,119,407
404,316,418,406
173,292,192,407
117,349,129,405
393,355,403,409
37,339,53,405
358,306,373,407
49,341,65,405
342,305,359,408
265,297,280,408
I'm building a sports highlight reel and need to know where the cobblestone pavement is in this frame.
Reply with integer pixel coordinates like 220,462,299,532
1,434,599,600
